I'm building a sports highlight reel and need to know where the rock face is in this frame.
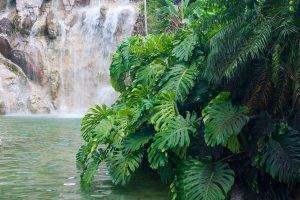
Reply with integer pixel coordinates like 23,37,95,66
27,92,51,114
49,70,60,109
0,99,6,115
0,0,139,115
46,11,59,39
0,35,12,58
30,16,47,37
18,14,34,35
0,55,50,114
0,18,14,36
16,0,43,14
10,49,44,82
0,56,31,113
132,13,145,36
0,1,6,11
75,0,90,6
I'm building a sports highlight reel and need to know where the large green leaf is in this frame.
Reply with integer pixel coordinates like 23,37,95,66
151,91,178,130
136,60,167,86
110,36,141,91
179,158,235,200
152,112,197,150
160,64,199,103
107,150,144,185
259,128,300,184
81,104,112,141
80,149,106,186
148,145,169,169
202,92,249,152
172,33,198,61
122,132,153,153
127,84,155,111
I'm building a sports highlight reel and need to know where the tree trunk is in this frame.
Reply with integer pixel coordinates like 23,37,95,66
144,0,148,35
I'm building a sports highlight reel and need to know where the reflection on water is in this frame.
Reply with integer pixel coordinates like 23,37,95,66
0,116,169,200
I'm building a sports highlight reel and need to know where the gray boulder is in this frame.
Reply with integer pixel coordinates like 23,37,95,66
10,49,44,82
0,99,6,115
0,35,12,58
27,93,51,114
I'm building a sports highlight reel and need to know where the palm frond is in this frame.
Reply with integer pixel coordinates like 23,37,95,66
222,16,273,80
259,128,300,184
246,63,273,113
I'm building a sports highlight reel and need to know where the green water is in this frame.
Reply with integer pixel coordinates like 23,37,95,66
0,116,168,200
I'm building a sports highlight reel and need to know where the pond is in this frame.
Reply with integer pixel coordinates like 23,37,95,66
0,116,169,200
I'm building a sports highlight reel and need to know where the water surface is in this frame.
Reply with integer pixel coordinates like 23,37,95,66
0,116,168,200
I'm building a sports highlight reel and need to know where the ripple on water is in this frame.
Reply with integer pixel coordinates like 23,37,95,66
0,116,169,200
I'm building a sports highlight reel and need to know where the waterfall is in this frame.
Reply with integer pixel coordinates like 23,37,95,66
0,0,139,115
52,0,137,114
6,0,10,10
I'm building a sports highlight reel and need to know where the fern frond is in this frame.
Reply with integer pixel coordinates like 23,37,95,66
272,69,290,115
259,128,300,184
271,44,282,84
292,67,300,108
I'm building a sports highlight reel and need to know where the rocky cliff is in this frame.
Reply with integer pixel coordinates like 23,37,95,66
0,0,139,114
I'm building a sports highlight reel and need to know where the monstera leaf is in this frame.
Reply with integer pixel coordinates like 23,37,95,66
178,157,235,200
152,112,197,150
107,150,144,185
160,64,199,103
202,92,249,152
151,91,178,130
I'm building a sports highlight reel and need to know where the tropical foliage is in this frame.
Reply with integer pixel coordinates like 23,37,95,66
78,0,300,199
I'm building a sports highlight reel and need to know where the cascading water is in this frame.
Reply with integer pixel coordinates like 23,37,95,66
0,0,139,115
54,1,137,113
6,0,10,10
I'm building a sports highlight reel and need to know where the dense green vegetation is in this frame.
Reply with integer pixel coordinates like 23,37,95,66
77,0,300,199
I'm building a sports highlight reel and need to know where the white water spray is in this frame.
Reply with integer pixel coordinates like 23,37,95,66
52,0,137,114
